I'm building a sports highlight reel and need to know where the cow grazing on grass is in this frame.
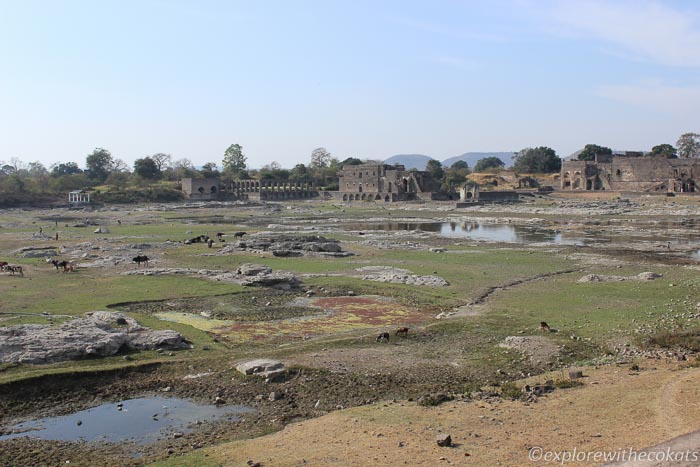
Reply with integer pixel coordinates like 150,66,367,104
133,255,149,267
540,321,551,332
50,259,71,273
7,265,23,277
395,327,409,338
184,235,210,245
233,231,246,238
376,332,390,343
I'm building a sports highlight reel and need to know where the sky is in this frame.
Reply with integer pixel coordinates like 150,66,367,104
1,0,699,169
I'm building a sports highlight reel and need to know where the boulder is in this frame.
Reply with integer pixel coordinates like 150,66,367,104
219,235,352,257
436,434,452,447
236,359,286,381
236,263,273,276
0,311,190,364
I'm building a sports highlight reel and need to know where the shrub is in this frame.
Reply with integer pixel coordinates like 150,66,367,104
554,379,583,389
499,382,523,400
641,328,700,352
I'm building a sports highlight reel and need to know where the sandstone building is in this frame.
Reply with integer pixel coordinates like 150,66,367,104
561,154,699,193
335,163,443,201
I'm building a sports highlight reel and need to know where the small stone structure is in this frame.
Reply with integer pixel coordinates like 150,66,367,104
333,163,444,202
561,153,700,193
181,178,223,200
457,185,519,205
68,190,90,204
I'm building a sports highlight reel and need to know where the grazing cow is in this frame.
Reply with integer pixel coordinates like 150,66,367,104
133,255,149,267
184,234,210,245
395,327,409,338
7,265,23,277
540,321,551,332
216,232,225,240
233,231,246,238
50,259,70,273
376,332,390,343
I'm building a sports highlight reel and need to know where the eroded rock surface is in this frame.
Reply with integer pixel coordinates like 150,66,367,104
218,235,353,258
578,272,662,283
0,311,190,364
356,266,449,287
125,266,299,289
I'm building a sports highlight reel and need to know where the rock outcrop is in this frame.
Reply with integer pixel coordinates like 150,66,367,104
356,266,449,287
218,235,353,258
0,311,190,364
235,359,286,382
125,266,300,289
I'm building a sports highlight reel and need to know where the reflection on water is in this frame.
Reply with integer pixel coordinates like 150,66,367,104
350,222,583,245
0,397,253,444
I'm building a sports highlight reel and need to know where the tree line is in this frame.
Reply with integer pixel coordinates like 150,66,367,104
2,132,698,205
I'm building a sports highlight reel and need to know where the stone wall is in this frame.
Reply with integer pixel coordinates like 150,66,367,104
561,155,700,193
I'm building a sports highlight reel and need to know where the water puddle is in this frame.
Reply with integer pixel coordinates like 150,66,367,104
0,397,253,444
347,221,584,245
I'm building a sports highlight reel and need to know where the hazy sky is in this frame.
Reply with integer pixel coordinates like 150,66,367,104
1,0,699,169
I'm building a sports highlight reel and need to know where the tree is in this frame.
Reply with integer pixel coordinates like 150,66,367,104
113,159,130,173
27,162,48,176
425,159,444,180
310,147,332,169
474,157,505,172
650,144,677,158
513,147,561,173
200,162,220,178
172,158,200,179
443,161,470,190
289,163,311,181
51,162,83,176
222,144,247,178
577,144,612,161
151,153,172,171
85,148,114,182
133,157,160,179
676,133,700,159
340,157,363,167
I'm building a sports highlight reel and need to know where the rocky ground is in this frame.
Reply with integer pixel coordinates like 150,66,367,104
0,194,699,465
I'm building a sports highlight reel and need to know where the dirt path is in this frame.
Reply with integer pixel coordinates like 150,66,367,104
203,360,700,466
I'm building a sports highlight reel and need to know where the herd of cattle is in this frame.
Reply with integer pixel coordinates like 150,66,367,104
0,230,250,278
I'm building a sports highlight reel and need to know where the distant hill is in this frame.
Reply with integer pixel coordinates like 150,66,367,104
442,152,515,169
383,154,432,170
384,152,516,170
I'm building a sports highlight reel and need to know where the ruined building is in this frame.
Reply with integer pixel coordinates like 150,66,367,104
181,178,316,201
561,153,699,193
334,163,443,201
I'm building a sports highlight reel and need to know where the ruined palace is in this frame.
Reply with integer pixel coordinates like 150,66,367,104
561,153,700,193
181,178,316,201
335,163,442,202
